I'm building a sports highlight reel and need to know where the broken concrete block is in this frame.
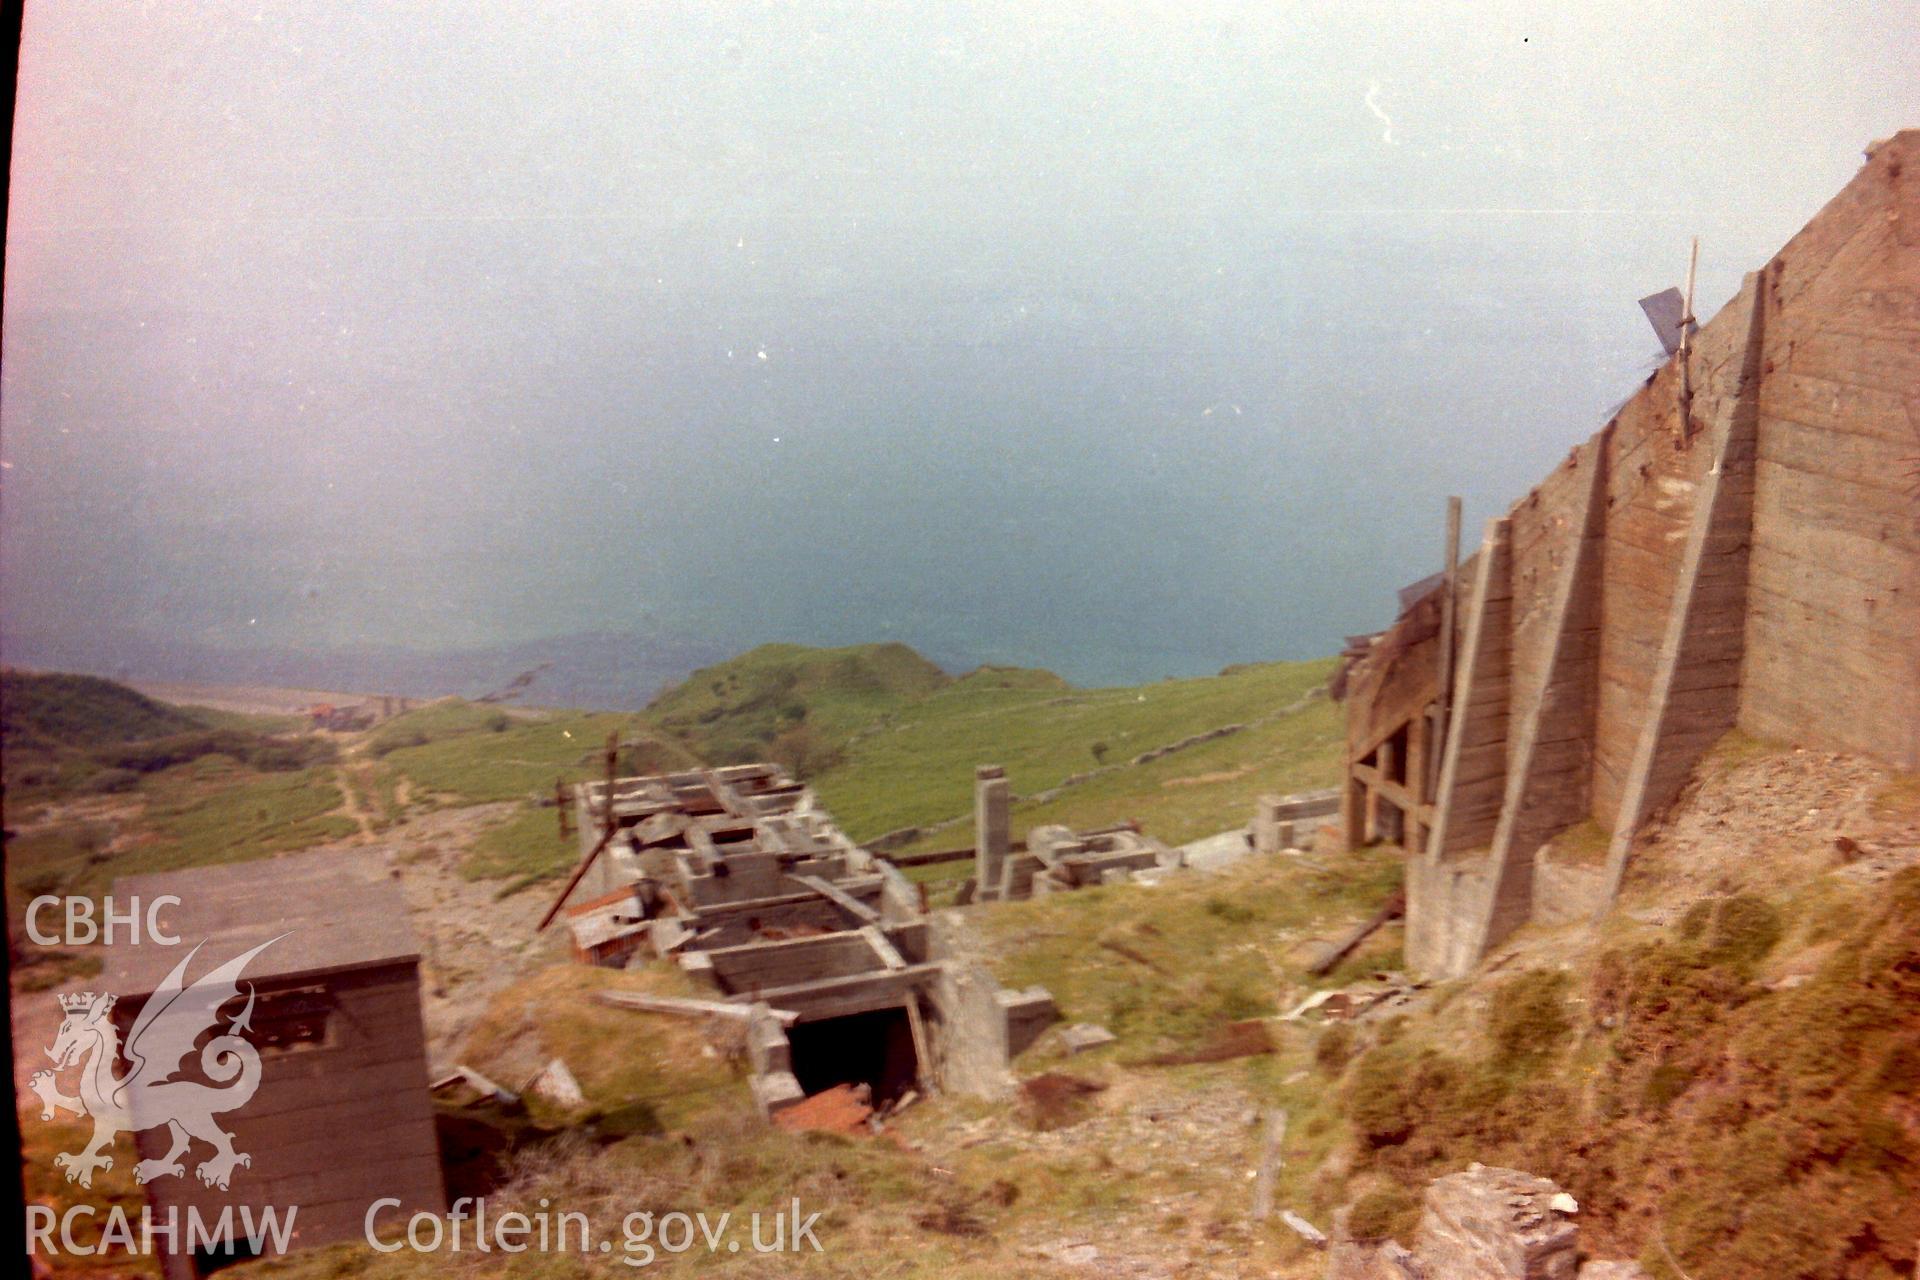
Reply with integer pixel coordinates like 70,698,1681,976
749,1070,805,1120
1414,1164,1578,1280
1000,985,1060,1056
1058,1023,1116,1055
525,1057,585,1107
1253,794,1285,854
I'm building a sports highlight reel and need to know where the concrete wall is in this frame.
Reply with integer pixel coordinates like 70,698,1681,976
923,912,1058,1100
1401,133,1920,977
1740,142,1920,767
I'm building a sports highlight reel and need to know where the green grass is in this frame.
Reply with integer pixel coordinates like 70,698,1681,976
1,670,202,750
363,697,515,755
813,657,1339,843
459,964,753,1129
129,761,358,876
5,822,116,907
4,757,360,958
2,670,342,814
174,704,307,735
3,670,210,802
977,845,1404,1055
7,759,358,906
374,710,691,805
647,641,952,774
462,802,579,890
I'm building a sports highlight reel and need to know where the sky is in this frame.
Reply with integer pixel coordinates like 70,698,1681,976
5,1,1917,684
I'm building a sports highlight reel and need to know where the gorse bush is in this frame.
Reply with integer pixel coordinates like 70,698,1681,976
1339,876,1920,1279
1485,969,1571,1073
1347,1186,1419,1242
92,728,336,774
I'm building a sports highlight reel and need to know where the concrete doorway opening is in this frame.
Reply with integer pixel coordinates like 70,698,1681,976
786,1007,920,1106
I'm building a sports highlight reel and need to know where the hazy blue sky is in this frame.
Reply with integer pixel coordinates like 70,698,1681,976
5,1,1917,683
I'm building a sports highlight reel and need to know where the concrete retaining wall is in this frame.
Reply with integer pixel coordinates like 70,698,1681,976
1404,133,1920,977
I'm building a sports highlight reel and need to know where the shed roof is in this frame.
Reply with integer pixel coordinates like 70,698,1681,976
104,848,419,997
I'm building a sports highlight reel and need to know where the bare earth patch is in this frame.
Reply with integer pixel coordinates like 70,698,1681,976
1622,744,1920,919
302,802,568,1064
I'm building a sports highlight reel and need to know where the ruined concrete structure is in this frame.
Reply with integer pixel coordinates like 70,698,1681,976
105,852,445,1278
959,763,1183,902
1338,133,1920,978
1252,789,1343,854
551,763,1055,1116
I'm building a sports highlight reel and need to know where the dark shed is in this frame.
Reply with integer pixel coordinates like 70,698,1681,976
103,849,444,1277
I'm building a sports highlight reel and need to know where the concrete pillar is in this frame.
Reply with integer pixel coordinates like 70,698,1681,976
1253,794,1283,854
973,765,1009,901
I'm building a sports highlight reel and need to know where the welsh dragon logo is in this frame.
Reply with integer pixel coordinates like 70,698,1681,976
31,937,282,1191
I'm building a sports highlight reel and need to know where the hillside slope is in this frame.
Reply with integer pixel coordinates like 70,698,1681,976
642,642,1343,850
645,641,952,773
812,656,1339,844
2,670,202,754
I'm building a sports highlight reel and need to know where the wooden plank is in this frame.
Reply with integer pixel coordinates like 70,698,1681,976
597,990,800,1027
903,996,932,1090
860,926,906,971
792,874,882,924
734,964,942,1018
1306,890,1406,977
538,821,620,932
1250,1109,1289,1224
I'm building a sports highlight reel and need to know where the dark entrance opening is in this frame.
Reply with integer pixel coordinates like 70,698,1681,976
785,1006,920,1106
191,1232,265,1276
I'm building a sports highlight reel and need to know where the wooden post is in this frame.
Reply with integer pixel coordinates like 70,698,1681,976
556,777,572,840
1429,496,1462,811
603,733,619,841
904,996,933,1090
1341,770,1366,851
1250,1109,1288,1224
1405,715,1428,852
1677,236,1699,440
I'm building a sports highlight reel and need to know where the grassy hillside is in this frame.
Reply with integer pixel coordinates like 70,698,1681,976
7,757,358,907
3,670,205,798
812,657,1339,843
2,651,1341,910
358,699,701,888
630,643,1342,856
1,670,202,750
367,704,689,805
2,670,331,802
646,642,951,774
